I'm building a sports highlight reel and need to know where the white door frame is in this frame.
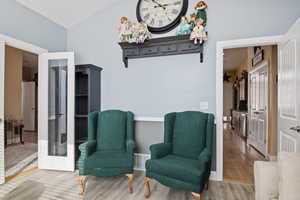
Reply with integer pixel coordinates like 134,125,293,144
0,33,47,184
215,35,283,181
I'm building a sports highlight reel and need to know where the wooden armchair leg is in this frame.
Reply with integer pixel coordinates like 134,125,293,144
144,177,151,198
125,174,134,193
205,181,209,190
191,192,201,200
78,176,87,195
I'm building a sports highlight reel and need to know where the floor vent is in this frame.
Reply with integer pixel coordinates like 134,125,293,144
280,132,297,152
134,153,150,171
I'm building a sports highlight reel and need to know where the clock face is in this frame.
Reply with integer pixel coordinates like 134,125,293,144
136,0,188,34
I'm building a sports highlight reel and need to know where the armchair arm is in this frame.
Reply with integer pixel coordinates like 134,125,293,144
198,148,211,170
79,140,97,159
197,148,212,182
126,139,135,155
150,143,172,159
198,148,211,164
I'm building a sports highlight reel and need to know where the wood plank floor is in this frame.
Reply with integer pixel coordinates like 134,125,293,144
223,123,266,184
5,143,37,177
0,170,255,200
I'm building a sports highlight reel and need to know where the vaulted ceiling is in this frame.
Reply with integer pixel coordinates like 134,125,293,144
16,0,116,28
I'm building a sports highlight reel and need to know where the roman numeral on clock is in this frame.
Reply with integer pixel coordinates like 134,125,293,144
150,18,155,25
172,9,179,15
144,13,150,20
174,1,181,5
159,20,163,26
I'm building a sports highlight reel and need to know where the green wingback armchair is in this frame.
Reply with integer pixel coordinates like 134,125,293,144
144,111,214,200
78,110,135,195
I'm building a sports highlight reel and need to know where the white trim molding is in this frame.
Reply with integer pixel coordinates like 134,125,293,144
134,153,150,171
217,35,283,50
215,35,283,181
0,34,47,54
134,116,164,122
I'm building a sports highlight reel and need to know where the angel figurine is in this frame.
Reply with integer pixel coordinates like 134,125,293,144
190,18,208,44
132,21,151,43
176,16,191,36
118,17,133,42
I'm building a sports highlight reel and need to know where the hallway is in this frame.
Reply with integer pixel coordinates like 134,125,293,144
223,123,266,184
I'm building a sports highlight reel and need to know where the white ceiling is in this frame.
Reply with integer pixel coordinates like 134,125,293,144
223,48,248,71
16,0,115,28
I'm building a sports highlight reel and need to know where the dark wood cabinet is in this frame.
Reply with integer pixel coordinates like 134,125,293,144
75,64,102,162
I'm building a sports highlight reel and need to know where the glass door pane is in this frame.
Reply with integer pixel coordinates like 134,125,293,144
48,59,68,157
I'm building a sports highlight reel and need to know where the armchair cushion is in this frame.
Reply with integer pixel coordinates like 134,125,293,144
146,155,205,184
172,112,207,159
86,151,133,169
97,110,127,151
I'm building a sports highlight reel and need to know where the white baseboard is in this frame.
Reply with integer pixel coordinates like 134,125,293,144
134,153,150,171
209,171,219,181
134,153,219,181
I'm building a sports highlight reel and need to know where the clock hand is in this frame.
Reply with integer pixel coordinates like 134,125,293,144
154,4,177,8
151,0,166,9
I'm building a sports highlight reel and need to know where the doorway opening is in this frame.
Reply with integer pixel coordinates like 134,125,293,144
4,45,39,179
222,45,278,184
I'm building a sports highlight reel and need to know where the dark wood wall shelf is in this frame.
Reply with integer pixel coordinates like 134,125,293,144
118,35,204,68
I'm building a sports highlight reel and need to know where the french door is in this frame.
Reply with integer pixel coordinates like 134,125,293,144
0,41,5,184
248,61,268,157
278,18,300,153
38,52,75,171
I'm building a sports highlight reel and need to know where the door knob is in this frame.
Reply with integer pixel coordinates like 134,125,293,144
290,126,300,133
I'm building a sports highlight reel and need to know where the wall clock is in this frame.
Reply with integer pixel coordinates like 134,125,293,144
136,0,188,34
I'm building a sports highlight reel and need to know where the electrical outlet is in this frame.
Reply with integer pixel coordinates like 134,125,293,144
200,101,209,110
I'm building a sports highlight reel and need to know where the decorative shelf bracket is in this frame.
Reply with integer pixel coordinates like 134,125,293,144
119,35,204,68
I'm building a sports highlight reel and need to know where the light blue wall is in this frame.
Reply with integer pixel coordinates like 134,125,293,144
0,0,67,51
67,0,300,117
66,0,300,170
